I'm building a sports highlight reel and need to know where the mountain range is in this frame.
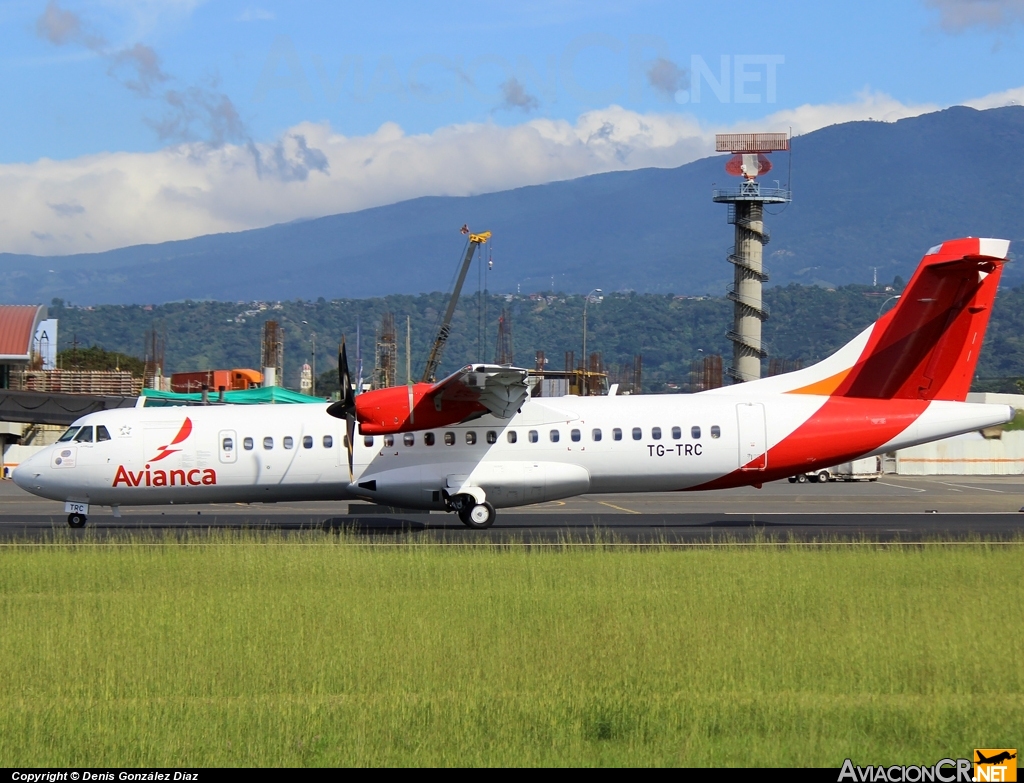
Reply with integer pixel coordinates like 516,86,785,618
3,105,1023,306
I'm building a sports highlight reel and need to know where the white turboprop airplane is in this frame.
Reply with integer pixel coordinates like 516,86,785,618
12,237,1017,529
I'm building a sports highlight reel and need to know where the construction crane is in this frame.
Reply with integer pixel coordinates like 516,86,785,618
421,229,491,383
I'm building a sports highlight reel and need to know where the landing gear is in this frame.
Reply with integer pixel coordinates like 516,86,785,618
459,501,496,529
462,501,497,532
67,512,87,528
444,490,497,530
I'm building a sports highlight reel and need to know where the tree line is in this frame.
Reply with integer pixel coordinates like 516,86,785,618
48,281,1024,394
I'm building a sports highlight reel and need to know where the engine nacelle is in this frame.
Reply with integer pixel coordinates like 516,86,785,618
355,384,486,435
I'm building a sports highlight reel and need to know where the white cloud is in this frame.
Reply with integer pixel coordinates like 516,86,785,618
925,0,1024,31
964,85,1024,108
0,86,1017,256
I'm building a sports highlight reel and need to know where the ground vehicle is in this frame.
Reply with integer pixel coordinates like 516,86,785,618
788,456,882,483
170,368,262,393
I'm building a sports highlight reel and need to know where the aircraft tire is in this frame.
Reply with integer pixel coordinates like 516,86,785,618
461,502,496,530
67,513,87,528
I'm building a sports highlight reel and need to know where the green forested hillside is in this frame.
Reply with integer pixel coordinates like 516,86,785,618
48,281,1024,395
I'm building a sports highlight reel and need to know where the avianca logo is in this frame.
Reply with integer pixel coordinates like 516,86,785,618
150,418,192,462
111,417,217,487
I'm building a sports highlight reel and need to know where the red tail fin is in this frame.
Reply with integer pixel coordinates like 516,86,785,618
833,238,1008,401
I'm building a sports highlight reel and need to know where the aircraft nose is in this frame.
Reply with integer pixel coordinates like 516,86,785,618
11,451,43,490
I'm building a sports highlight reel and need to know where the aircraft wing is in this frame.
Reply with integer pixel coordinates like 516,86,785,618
430,364,530,419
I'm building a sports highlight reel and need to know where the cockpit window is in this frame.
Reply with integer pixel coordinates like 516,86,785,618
74,427,94,443
57,427,79,442
96,426,111,442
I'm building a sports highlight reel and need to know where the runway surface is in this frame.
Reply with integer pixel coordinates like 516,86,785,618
2,475,1024,542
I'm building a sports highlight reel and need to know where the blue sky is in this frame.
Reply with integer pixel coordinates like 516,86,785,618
1,0,1023,254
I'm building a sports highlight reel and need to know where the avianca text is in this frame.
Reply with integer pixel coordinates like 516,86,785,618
112,465,217,487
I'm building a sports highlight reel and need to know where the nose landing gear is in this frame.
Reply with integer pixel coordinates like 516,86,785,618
67,512,87,528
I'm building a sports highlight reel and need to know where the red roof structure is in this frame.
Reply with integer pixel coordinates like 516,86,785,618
0,305,46,362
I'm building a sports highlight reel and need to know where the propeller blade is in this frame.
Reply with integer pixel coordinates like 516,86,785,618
326,337,355,419
325,337,357,482
345,415,355,483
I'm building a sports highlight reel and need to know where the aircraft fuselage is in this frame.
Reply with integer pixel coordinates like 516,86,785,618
13,392,1013,512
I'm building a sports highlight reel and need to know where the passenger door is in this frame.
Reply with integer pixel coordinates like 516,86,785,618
736,403,768,470
219,430,237,464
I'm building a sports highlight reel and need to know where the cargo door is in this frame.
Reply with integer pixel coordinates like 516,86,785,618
736,403,767,470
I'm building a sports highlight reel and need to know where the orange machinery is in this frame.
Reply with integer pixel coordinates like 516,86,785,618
169,368,262,394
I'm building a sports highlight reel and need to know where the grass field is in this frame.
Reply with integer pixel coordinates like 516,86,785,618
0,535,1021,767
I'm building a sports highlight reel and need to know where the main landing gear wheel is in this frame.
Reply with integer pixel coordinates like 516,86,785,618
67,513,87,528
459,501,496,530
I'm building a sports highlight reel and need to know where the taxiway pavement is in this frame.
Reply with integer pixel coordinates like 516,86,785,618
2,475,1023,542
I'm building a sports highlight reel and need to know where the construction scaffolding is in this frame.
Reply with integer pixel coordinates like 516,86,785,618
767,358,803,376
143,327,166,390
260,321,284,387
373,312,398,389
494,308,514,365
690,354,724,392
14,369,143,396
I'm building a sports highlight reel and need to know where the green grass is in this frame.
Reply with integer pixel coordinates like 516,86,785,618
0,536,1021,766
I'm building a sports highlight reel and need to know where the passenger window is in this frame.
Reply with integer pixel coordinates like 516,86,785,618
384,435,394,447
466,431,477,445
363,436,374,448
528,430,539,443
711,425,721,439
507,430,517,444
632,427,642,441
263,436,274,450
283,436,294,449
444,432,455,446
243,437,254,450
74,427,93,443
96,426,111,442
613,428,622,441
486,430,497,444
672,426,681,440
424,432,435,446
571,429,581,442
303,435,313,449
57,427,79,442
691,426,701,439
222,436,233,452
550,429,560,442
323,435,333,448
403,433,415,446
652,427,662,440
592,428,602,441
